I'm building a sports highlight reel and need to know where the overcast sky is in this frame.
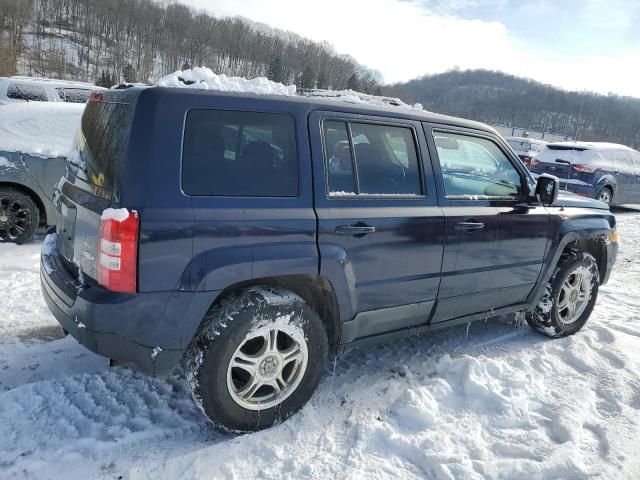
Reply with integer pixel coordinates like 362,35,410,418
182,0,640,97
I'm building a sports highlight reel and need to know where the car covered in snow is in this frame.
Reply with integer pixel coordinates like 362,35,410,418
0,102,84,243
505,136,548,168
0,76,102,104
530,141,640,205
40,77,619,432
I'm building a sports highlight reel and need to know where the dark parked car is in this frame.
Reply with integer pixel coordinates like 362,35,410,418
530,141,640,205
41,87,618,432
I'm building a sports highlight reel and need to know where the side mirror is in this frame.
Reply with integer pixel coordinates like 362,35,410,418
535,173,559,205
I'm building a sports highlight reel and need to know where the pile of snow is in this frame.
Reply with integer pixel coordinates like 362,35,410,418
156,67,423,111
101,207,131,222
157,67,296,96
0,102,83,157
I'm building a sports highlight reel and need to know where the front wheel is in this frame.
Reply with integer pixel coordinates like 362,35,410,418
595,187,612,205
183,287,328,432
527,250,599,338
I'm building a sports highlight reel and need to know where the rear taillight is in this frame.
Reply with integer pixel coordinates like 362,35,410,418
572,163,597,173
89,90,104,102
98,210,139,293
530,158,540,167
520,155,532,165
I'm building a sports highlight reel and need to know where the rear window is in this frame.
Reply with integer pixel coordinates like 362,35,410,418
56,87,91,103
182,110,297,197
76,101,133,190
7,83,47,101
323,120,422,196
547,145,588,151
507,140,531,152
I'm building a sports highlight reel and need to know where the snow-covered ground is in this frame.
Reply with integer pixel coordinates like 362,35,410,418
1,212,639,480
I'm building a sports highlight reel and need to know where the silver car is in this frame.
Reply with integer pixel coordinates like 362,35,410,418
0,101,85,243
0,76,101,104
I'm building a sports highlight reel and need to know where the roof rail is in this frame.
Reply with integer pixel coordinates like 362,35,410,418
298,88,407,107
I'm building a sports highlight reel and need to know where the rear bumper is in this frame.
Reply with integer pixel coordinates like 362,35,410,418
40,238,217,376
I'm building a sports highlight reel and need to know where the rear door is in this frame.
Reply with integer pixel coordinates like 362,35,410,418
54,94,133,281
425,126,549,323
310,112,444,341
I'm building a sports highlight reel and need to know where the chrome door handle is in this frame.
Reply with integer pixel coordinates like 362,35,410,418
335,224,376,235
455,221,485,231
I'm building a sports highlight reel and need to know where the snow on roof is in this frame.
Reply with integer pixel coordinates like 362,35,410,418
156,67,296,96
0,102,84,157
301,89,424,111
549,141,633,150
2,76,102,89
156,68,423,111
505,136,548,144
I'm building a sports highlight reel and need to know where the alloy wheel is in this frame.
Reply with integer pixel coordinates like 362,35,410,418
597,189,611,204
0,196,31,242
226,324,308,410
556,268,593,325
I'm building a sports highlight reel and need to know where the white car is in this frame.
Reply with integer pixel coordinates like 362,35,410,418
505,136,548,168
0,76,103,104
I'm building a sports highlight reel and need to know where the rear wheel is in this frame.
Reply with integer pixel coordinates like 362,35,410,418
595,186,612,204
526,249,599,338
0,187,39,244
183,287,328,432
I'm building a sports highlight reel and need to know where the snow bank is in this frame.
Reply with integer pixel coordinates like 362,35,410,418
0,102,83,157
157,67,296,96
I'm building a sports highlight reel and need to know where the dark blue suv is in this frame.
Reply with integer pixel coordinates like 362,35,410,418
41,86,618,431
530,141,640,205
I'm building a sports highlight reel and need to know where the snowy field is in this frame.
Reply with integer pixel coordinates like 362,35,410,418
0,211,638,480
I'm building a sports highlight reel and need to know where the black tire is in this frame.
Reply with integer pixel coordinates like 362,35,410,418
0,187,39,244
595,186,613,205
526,249,599,338
183,286,328,432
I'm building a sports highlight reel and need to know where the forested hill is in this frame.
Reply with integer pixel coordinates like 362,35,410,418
0,0,379,91
386,70,640,149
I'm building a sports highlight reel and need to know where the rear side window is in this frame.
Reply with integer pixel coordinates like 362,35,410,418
323,120,422,196
56,87,91,103
7,83,47,101
77,101,132,190
182,110,297,197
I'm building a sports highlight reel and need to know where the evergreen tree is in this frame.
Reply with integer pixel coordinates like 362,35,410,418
316,69,328,89
96,70,116,88
268,56,285,83
122,63,137,83
347,73,360,91
299,66,316,89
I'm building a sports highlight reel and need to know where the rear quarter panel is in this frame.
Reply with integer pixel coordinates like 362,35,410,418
0,151,61,225
129,89,318,294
